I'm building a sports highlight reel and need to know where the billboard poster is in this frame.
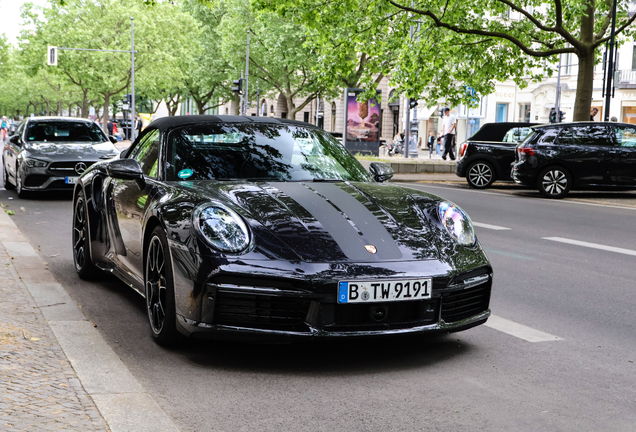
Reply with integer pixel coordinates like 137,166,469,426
343,88,381,156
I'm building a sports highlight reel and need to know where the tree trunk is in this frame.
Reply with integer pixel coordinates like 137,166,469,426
196,99,208,115
285,95,296,120
102,93,110,134
81,92,89,118
573,2,595,122
232,94,240,115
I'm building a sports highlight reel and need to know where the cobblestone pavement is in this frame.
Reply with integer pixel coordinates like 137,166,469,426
0,245,109,431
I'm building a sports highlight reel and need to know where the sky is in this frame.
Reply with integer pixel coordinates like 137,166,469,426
0,0,48,45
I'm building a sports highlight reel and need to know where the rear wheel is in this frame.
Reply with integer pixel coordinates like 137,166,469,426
145,226,180,345
537,166,571,199
73,191,99,279
466,161,495,188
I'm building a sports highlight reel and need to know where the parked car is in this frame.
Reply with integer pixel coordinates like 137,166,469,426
456,122,538,188
3,117,120,197
8,121,21,136
511,122,636,198
72,115,493,344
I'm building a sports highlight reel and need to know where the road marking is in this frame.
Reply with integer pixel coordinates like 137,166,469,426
482,246,534,260
485,315,563,342
543,237,636,257
473,221,511,230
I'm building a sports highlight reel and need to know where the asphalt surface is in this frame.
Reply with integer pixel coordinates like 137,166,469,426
1,178,635,431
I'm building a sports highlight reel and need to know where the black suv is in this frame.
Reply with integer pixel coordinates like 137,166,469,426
456,122,537,188
511,122,636,198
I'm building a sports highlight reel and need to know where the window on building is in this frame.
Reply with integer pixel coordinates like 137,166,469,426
303,112,310,123
518,103,531,122
281,112,287,119
495,103,508,122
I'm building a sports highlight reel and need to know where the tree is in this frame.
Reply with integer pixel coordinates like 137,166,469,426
265,0,636,120
220,0,326,119
20,0,197,125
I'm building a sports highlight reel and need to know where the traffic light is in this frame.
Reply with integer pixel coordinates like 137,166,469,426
122,94,132,105
559,110,566,122
549,108,557,123
232,79,243,95
409,98,418,109
47,46,57,66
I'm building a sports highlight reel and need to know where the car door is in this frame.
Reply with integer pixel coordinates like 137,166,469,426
609,125,636,185
555,125,615,186
110,129,161,282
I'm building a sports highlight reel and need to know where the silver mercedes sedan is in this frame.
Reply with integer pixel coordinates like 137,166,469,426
3,117,120,197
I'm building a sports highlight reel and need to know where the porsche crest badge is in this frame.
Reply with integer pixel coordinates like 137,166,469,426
365,245,377,254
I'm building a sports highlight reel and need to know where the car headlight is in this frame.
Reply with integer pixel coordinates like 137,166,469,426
438,201,476,246
194,203,251,253
25,158,47,168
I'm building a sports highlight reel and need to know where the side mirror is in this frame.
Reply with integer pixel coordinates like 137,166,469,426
107,158,146,189
108,135,118,144
9,135,20,145
369,162,394,182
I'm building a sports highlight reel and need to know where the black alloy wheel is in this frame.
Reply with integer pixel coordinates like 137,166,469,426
73,191,99,279
3,164,15,190
466,161,495,188
145,226,180,345
537,166,572,199
15,165,27,198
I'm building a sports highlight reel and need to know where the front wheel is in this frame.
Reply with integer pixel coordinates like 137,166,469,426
145,226,180,345
537,166,572,199
15,165,28,198
466,161,495,188
73,191,100,279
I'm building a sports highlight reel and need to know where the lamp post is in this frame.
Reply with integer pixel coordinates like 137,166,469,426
603,0,618,121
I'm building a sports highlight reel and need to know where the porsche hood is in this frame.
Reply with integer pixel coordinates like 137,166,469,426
181,181,482,265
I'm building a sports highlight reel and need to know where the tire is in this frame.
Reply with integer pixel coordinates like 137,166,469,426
145,226,180,345
466,161,496,188
73,191,100,279
15,165,28,198
3,164,15,190
537,166,572,199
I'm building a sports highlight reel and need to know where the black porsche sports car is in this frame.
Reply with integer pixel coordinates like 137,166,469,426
72,115,492,344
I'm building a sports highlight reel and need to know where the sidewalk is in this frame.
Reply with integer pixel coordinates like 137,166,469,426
0,211,178,431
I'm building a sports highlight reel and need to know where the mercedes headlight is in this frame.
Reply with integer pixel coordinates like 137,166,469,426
194,203,251,253
25,158,47,168
438,201,476,246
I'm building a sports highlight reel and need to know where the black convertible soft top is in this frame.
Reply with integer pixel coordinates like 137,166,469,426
468,122,539,142
146,115,314,133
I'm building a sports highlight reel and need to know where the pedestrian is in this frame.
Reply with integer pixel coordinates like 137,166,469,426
107,119,114,136
436,133,442,155
135,116,142,137
441,107,457,160
590,108,599,121
427,131,435,156
0,116,8,143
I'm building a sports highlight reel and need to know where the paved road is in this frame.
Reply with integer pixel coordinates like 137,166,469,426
1,181,635,431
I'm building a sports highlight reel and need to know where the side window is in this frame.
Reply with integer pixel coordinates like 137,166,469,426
129,129,160,178
613,126,636,148
557,126,612,146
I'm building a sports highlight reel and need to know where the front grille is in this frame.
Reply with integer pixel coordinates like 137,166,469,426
331,300,438,331
24,175,49,187
441,284,490,323
48,161,94,176
214,291,312,331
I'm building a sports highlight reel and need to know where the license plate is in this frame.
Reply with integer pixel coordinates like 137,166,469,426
65,177,78,184
337,278,432,304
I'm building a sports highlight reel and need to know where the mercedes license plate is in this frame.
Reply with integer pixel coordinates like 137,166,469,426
337,278,432,304
65,177,78,184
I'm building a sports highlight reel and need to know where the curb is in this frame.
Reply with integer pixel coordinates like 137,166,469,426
356,158,457,174
0,210,179,432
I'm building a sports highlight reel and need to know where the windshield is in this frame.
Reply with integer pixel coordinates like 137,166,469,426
26,121,107,143
166,123,372,182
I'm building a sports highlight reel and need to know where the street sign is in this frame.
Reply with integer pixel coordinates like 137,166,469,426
122,104,130,110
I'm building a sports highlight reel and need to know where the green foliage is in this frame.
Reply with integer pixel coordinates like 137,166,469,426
260,0,636,118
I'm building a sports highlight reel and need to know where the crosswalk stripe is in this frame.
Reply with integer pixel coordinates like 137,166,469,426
543,237,636,257
485,315,563,342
